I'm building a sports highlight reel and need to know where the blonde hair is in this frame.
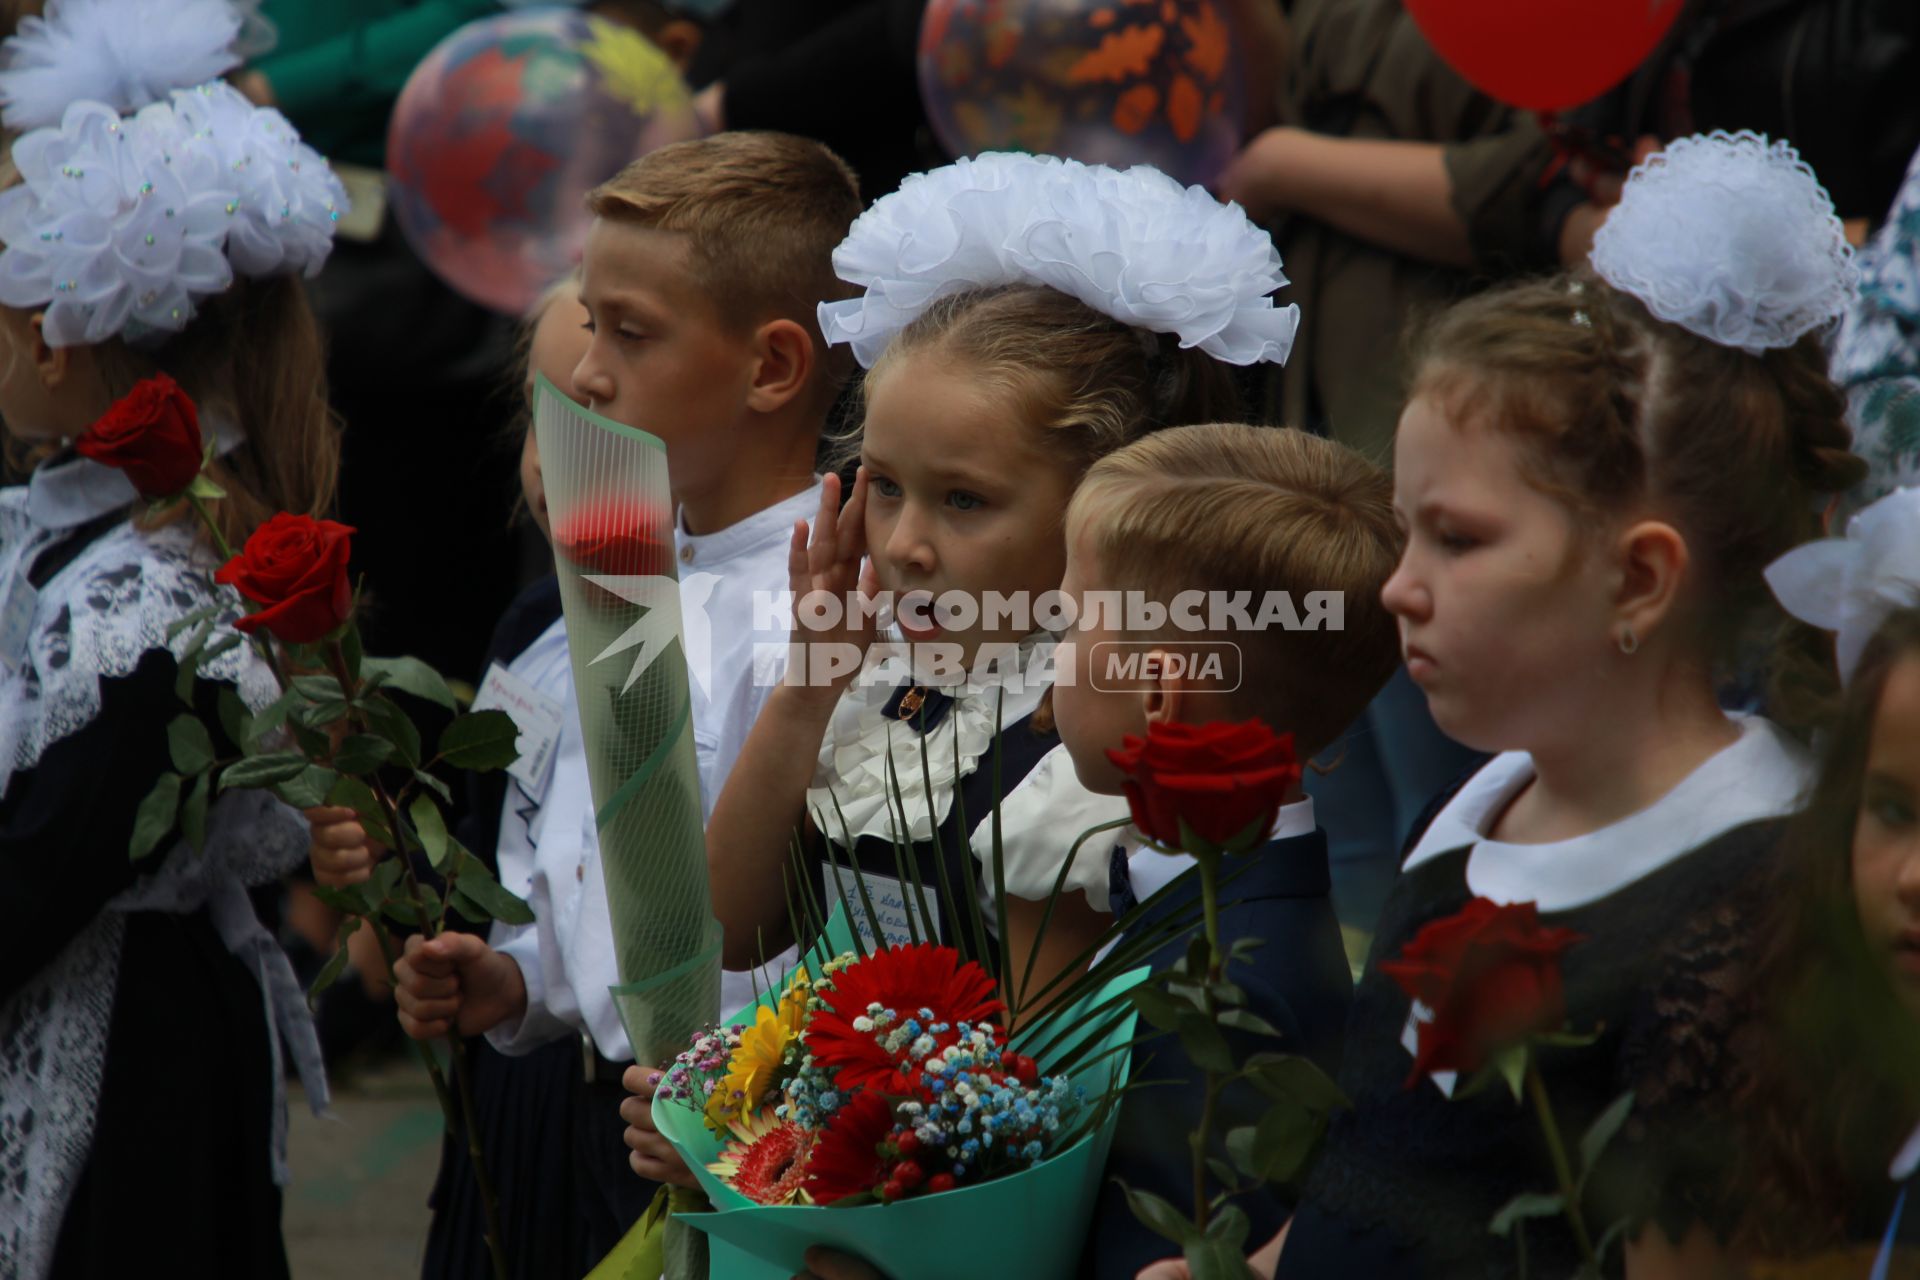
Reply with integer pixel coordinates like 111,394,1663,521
1067,424,1403,756
1411,271,1867,719
585,131,862,408
855,284,1242,474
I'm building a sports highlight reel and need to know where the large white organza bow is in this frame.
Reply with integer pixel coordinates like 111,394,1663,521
1765,486,1920,683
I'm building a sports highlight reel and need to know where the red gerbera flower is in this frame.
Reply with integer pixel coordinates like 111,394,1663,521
802,1090,897,1205
711,1111,815,1205
807,944,1002,1093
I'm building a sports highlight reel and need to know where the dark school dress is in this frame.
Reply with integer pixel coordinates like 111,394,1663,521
1277,720,1810,1280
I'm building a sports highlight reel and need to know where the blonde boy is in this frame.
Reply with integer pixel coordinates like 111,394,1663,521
1049,423,1403,1280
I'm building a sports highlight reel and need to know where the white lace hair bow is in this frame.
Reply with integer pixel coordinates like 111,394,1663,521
818,152,1298,368
0,0,344,348
1589,131,1856,354
1765,486,1920,684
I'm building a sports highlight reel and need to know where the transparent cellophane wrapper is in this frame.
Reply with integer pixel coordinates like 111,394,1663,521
533,377,719,1275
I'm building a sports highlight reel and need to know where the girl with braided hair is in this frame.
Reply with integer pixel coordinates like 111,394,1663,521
1140,134,1868,1280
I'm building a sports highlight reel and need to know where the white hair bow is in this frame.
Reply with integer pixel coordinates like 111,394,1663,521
1765,486,1920,683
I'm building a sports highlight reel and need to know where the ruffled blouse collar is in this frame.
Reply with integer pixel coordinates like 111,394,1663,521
25,413,247,530
807,632,1054,846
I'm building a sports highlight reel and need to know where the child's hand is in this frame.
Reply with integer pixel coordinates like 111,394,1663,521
794,1247,889,1280
392,933,527,1040
619,1064,701,1188
785,468,878,704
304,805,377,887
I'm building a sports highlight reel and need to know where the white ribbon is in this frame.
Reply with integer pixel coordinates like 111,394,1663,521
1765,486,1920,683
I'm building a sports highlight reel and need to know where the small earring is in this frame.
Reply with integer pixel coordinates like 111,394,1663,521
1617,626,1639,656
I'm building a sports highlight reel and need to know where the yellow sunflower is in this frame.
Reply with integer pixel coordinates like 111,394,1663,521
704,972,811,1133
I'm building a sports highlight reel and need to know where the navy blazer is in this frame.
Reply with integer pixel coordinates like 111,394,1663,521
1081,827,1353,1279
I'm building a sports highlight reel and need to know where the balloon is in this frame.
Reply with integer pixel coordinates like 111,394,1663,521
386,9,701,316
917,0,1246,189
1404,0,1685,113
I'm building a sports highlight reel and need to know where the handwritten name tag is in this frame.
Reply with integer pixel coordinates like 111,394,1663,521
470,661,566,795
823,866,940,951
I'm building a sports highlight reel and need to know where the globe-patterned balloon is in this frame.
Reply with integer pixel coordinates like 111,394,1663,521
387,9,700,316
918,0,1245,189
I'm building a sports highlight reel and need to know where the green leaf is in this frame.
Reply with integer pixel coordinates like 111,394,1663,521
289,718,333,760
180,772,211,853
1532,1028,1605,1050
449,885,491,925
359,695,423,767
1179,1204,1255,1280
437,710,521,771
307,914,361,1009
166,715,216,776
1240,1053,1349,1111
312,883,371,915
1225,1095,1328,1185
292,674,346,703
361,655,457,711
410,794,452,869
1173,1008,1237,1075
165,602,221,641
327,775,395,847
331,734,394,776
1217,1008,1281,1039
173,620,212,702
339,621,364,684
1497,1044,1529,1105
187,472,227,500
216,687,250,751
1489,1191,1565,1238
1129,983,1195,1033
246,687,298,749
274,764,340,810
1225,936,1266,965
292,698,350,731
219,751,308,791
197,633,242,669
1578,1091,1636,1183
1116,1180,1201,1248
412,769,453,804
451,855,534,926
129,771,184,861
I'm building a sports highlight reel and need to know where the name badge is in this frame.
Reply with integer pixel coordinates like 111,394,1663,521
823,866,940,951
470,661,566,795
0,574,37,672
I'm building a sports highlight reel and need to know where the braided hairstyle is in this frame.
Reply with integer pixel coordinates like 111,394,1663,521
1408,268,1865,720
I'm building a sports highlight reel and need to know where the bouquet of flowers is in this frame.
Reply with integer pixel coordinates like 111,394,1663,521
651,915,1146,1279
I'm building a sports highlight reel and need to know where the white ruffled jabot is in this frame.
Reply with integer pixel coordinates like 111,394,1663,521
806,634,1054,849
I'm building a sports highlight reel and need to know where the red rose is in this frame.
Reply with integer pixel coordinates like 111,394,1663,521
74,373,203,499
1379,898,1586,1084
215,513,356,644
551,504,674,577
1105,719,1302,853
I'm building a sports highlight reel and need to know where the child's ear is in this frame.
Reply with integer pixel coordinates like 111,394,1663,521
26,313,69,390
745,318,814,414
653,19,702,71
1140,649,1188,727
1611,518,1689,650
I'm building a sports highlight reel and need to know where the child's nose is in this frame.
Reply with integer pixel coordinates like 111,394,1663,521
571,350,613,408
881,507,936,575
1380,556,1428,622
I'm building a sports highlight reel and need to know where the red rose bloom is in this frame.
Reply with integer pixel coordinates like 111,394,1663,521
1105,719,1302,853
551,504,674,577
215,513,356,645
74,373,203,499
1379,897,1586,1084
806,944,1001,1094
802,1090,897,1205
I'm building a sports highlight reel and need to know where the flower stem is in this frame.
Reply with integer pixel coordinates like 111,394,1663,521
326,641,511,1280
1525,1060,1598,1272
185,493,235,562
182,491,288,687
1190,853,1226,1233
363,915,455,1122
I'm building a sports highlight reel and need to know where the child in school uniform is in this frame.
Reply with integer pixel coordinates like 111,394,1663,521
0,3,343,1273
1045,424,1405,1279
1141,132,1868,1280
316,132,864,1275
699,151,1300,1004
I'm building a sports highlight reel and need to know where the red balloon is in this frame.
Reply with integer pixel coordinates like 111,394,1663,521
1403,0,1684,113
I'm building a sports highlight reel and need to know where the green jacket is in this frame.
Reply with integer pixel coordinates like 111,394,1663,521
254,0,500,166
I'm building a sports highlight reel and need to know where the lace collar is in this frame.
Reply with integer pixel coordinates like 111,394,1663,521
807,633,1055,846
1402,715,1811,911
